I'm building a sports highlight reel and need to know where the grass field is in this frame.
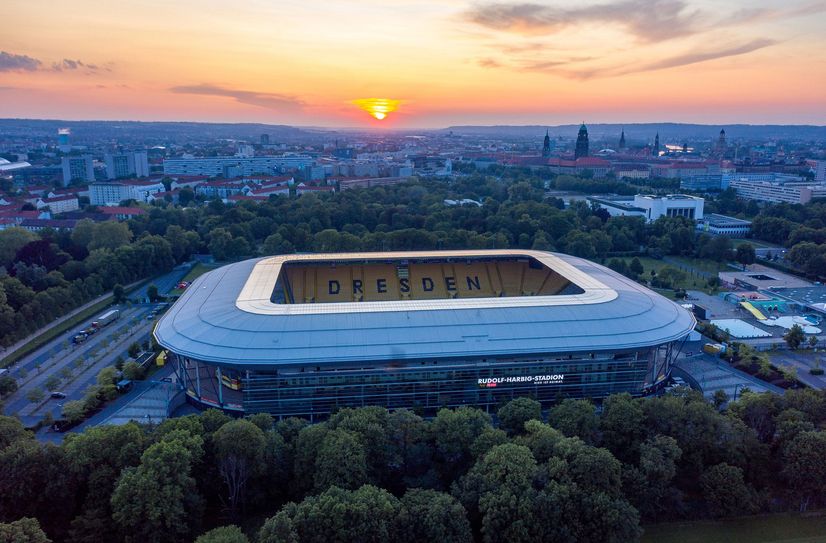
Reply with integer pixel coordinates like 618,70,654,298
669,256,732,276
168,263,216,296
642,514,826,543
616,257,714,292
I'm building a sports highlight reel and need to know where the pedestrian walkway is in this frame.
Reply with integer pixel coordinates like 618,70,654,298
674,354,783,400
100,381,182,426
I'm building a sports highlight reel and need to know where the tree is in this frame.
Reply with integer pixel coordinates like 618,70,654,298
0,415,31,450
735,243,756,270
147,284,160,303
111,436,204,542
258,485,400,543
548,398,600,444
0,518,51,543
629,257,644,278
128,342,142,359
782,430,826,511
88,221,132,251
784,324,806,350
96,366,118,386
121,361,144,380
497,397,542,435
0,228,39,269
396,489,472,543
599,393,645,462
62,400,86,423
700,463,754,517
194,526,249,543
26,388,45,404
313,429,370,492
112,283,126,304
212,419,266,519
0,375,18,398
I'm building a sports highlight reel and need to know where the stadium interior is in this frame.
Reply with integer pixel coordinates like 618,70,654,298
272,255,585,304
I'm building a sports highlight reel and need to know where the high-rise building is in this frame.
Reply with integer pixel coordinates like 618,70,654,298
542,130,551,158
57,128,71,153
105,151,150,179
653,133,660,157
61,155,95,186
574,123,589,159
260,134,270,145
619,129,626,149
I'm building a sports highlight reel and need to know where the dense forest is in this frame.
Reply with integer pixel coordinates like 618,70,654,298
2,172,825,349
3,387,826,542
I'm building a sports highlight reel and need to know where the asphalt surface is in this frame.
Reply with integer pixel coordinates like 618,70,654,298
3,265,192,427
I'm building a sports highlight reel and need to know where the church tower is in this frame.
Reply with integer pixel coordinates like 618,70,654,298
574,123,589,159
716,128,727,155
619,128,626,150
542,130,551,158
653,133,660,157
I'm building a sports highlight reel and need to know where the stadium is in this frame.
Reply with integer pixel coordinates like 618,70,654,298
154,250,695,418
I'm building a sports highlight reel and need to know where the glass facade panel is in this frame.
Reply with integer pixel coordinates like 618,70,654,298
173,344,676,418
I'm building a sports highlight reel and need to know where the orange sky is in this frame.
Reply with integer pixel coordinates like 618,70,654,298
1,0,825,127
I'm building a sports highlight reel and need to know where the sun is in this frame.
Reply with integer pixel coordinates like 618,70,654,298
352,98,400,121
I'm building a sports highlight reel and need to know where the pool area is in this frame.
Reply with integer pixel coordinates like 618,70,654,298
711,319,773,339
764,316,822,334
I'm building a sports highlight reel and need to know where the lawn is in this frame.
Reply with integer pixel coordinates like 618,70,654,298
168,263,216,296
642,514,826,543
616,257,714,293
668,256,732,276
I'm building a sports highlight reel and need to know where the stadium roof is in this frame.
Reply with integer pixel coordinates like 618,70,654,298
154,250,695,368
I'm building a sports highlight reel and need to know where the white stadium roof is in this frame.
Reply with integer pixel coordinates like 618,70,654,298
154,250,695,368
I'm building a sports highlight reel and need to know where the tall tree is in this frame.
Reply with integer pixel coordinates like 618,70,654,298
212,419,266,519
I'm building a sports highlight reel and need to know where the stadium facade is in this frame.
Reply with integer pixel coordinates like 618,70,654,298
154,250,695,418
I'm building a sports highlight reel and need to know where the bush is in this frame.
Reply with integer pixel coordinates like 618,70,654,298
122,361,145,381
62,400,86,423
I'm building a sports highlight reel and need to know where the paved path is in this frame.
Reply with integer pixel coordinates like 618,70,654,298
674,349,783,400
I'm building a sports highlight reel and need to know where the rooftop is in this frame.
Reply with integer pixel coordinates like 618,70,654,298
154,250,695,367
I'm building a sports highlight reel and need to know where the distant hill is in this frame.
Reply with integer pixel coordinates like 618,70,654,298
0,119,321,145
443,123,826,141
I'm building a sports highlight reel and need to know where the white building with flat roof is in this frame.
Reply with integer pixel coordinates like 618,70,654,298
728,177,826,204
588,194,704,223
90,179,165,206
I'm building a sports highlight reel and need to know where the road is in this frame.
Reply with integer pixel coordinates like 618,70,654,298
3,266,191,426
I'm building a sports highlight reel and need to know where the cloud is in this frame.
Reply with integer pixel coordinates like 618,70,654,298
464,0,826,43
169,84,305,110
0,51,106,75
0,51,41,72
636,38,777,73
521,38,779,79
465,0,705,42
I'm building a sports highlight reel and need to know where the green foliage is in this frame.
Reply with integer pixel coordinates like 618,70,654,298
110,433,204,542
0,518,51,543
497,397,542,435
784,324,806,350
700,463,755,517
258,485,400,543
194,526,249,543
0,375,17,398
548,399,600,444
212,419,267,518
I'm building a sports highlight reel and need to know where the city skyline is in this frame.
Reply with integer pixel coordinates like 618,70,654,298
1,0,826,128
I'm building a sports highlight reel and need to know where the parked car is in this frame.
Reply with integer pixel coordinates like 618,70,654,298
50,391,67,399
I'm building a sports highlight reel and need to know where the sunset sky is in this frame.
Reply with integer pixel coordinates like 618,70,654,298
1,0,825,128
